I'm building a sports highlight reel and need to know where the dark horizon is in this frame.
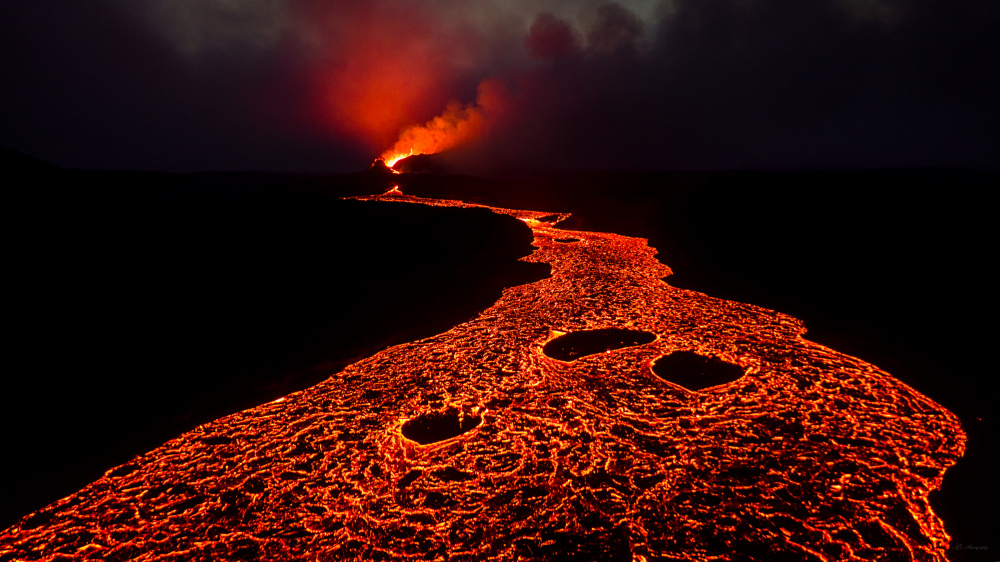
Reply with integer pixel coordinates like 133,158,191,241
5,144,998,179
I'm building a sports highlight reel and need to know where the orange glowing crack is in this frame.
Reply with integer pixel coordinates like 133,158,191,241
384,151,413,168
0,187,966,561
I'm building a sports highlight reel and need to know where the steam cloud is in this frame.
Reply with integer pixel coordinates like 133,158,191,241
1,0,997,171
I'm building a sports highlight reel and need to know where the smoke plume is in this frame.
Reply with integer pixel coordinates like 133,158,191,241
380,79,509,166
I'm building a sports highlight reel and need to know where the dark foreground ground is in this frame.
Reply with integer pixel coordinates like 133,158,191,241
3,148,996,558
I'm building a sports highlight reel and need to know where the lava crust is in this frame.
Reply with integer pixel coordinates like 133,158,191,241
0,188,966,561
402,408,482,445
542,328,657,361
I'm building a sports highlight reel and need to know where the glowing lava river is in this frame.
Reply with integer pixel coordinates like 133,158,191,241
0,188,965,561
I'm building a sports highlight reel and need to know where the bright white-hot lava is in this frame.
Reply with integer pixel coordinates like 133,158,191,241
385,151,412,168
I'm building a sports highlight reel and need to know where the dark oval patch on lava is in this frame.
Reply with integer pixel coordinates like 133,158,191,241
543,328,656,361
402,408,482,445
651,351,745,391
554,237,581,243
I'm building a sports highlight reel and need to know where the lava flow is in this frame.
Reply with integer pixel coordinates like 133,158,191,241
0,187,965,561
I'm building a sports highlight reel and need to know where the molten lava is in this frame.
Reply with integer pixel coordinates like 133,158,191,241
385,151,412,168
0,186,966,561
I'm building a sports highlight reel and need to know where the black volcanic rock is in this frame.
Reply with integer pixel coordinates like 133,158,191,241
543,328,657,361
367,157,395,176
651,351,745,391
402,408,482,445
393,153,454,174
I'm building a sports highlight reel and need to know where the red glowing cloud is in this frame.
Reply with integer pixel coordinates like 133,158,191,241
306,2,487,152
320,55,446,151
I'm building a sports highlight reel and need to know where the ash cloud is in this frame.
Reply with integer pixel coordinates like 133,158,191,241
1,0,997,172
526,13,582,60
448,0,1000,171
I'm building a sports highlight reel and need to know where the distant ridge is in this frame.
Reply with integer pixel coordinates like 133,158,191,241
0,146,61,173
393,153,454,174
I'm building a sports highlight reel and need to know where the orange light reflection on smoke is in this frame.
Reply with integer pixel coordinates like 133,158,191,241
378,79,509,167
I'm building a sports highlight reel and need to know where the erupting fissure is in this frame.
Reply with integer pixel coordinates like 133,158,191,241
0,184,966,561
384,151,413,168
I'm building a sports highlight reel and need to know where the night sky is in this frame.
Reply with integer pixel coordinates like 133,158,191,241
2,0,998,173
